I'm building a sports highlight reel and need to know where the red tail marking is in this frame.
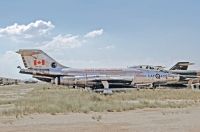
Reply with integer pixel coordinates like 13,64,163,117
34,60,46,66
42,60,45,65
34,60,37,65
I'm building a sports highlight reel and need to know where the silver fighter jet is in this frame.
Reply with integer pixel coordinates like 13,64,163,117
16,49,180,92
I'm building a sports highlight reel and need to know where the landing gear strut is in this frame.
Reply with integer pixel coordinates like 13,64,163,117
55,77,61,85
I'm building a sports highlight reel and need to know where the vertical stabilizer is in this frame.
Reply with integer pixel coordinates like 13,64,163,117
170,62,193,70
16,49,67,69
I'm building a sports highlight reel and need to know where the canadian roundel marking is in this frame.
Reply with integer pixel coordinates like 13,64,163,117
155,74,160,79
51,62,57,68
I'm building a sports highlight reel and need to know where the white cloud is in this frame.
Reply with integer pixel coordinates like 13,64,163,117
40,34,83,51
0,20,54,41
0,20,105,51
0,51,25,79
40,29,105,52
84,29,104,38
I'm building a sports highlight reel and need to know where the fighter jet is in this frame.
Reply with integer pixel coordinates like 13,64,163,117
131,62,193,71
168,62,200,88
134,62,200,88
168,62,199,78
16,49,180,93
0,77,20,85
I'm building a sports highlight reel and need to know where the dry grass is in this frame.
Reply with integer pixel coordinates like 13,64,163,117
0,84,200,116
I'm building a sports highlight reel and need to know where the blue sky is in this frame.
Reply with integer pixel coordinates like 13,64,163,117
0,0,200,79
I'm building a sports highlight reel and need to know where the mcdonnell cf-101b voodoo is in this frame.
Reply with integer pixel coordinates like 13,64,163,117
16,49,180,92
133,62,200,88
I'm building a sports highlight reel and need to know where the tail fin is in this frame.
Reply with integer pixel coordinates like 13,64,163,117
170,62,193,70
16,49,67,69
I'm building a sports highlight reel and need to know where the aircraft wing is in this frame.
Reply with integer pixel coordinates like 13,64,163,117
64,75,133,82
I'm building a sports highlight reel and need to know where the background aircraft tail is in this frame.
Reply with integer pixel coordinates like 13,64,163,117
170,62,193,70
16,49,67,69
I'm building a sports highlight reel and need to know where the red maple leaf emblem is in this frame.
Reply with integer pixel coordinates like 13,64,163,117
34,60,45,66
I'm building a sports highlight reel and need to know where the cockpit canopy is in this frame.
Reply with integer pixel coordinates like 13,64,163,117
129,65,166,71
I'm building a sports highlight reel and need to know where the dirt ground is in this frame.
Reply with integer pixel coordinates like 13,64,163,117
0,84,200,132
0,106,200,132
